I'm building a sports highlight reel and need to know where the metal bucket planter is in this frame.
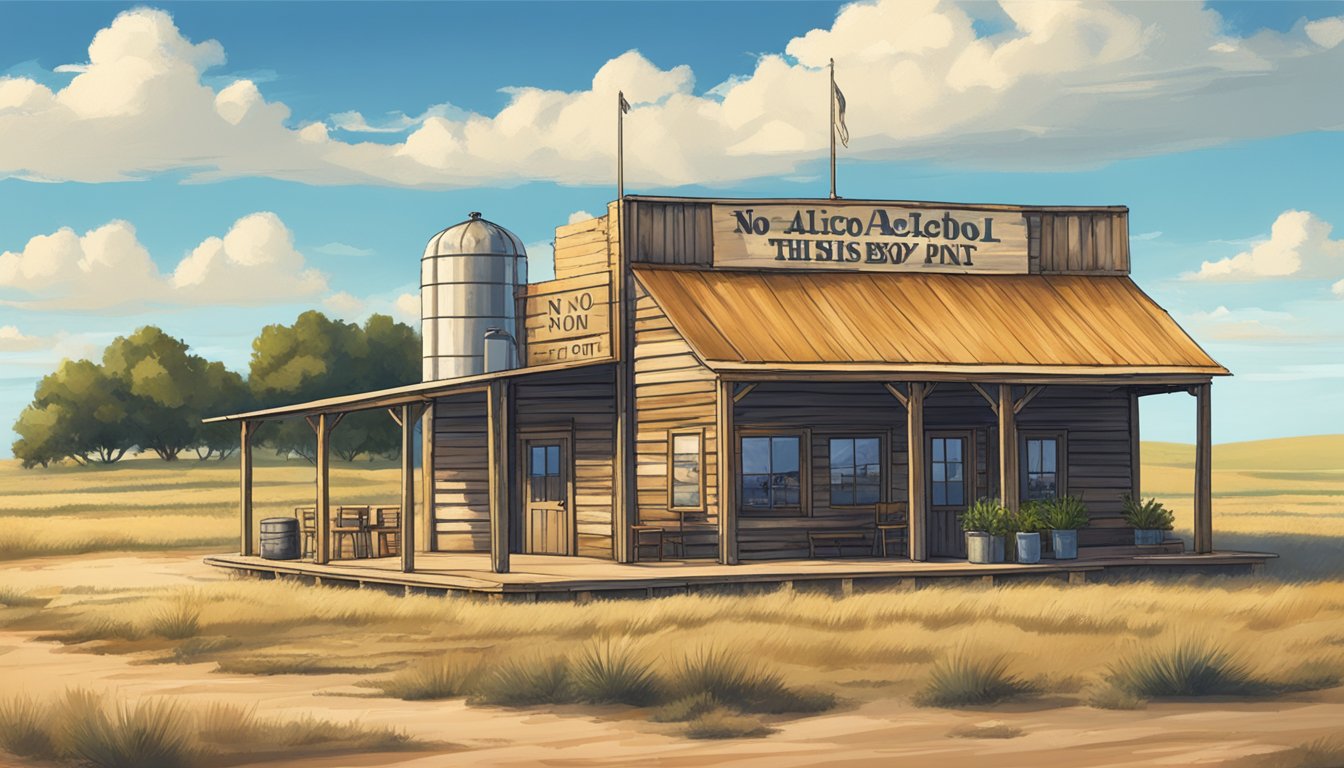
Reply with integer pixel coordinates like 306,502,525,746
1051,529,1079,560
1134,529,1165,546
966,532,994,564
1016,532,1041,564
991,535,1005,563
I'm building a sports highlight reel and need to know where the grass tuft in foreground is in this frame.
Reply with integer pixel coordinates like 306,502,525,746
0,694,57,758
60,691,194,768
1106,640,1263,698
374,657,480,701
149,593,201,640
915,648,1035,708
666,647,833,715
474,655,572,707
569,640,660,706
681,708,773,740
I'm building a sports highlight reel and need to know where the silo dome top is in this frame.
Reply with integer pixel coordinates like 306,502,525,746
423,212,527,258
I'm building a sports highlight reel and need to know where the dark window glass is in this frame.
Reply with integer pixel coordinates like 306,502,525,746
741,435,802,512
829,437,881,506
931,437,967,508
1024,437,1060,500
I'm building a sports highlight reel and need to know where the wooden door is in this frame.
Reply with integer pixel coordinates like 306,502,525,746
928,431,974,558
523,439,573,555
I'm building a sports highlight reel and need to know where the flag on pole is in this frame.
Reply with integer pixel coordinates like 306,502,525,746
619,91,631,114
832,79,849,148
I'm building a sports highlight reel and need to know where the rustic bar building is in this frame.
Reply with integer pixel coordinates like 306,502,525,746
207,196,1265,597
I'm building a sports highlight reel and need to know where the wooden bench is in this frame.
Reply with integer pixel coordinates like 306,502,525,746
805,502,910,559
632,525,664,561
807,530,870,558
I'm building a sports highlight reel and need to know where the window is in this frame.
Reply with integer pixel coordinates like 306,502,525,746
528,443,562,502
669,430,703,509
1022,433,1065,500
740,435,802,513
930,436,967,507
829,437,881,506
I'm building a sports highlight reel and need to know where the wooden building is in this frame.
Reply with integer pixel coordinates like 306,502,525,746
212,196,1227,577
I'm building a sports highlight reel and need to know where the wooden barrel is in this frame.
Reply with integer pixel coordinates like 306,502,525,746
260,517,300,560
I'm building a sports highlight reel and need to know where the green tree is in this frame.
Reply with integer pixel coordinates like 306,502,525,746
12,360,134,466
102,327,215,461
194,362,250,460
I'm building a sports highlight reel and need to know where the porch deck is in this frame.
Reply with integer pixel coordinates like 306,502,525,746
204,548,1275,601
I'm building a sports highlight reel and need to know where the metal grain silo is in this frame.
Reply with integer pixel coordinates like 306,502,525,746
421,212,528,381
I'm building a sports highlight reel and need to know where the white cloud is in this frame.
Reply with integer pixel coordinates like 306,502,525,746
323,291,365,318
392,293,419,323
313,241,375,257
1133,231,1163,241
0,325,50,351
1,4,1342,187
1334,278,1344,298
568,210,596,224
0,212,327,310
1188,210,1344,282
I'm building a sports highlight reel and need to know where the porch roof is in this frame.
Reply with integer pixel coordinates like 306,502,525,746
635,268,1227,379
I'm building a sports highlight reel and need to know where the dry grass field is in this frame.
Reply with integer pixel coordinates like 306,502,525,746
1,435,1342,767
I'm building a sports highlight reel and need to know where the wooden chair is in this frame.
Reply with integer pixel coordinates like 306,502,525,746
631,524,664,562
663,510,714,559
371,506,401,557
874,501,909,558
294,506,316,559
332,505,371,559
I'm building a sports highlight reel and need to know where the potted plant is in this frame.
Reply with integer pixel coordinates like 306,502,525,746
1123,494,1175,546
1012,501,1046,564
1041,495,1089,560
962,498,1007,564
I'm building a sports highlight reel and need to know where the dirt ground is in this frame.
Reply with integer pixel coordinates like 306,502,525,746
4,552,1342,768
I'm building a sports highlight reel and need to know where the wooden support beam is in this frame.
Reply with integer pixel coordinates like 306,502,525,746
970,383,998,413
1129,390,1141,499
387,407,402,427
488,380,512,574
399,402,417,574
1014,385,1044,414
1193,383,1213,554
717,378,739,565
420,400,436,553
732,382,758,403
314,413,333,565
883,382,908,408
239,420,255,556
998,384,1019,511
907,383,928,561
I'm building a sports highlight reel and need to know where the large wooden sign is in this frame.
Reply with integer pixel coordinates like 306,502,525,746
712,203,1029,273
522,273,612,366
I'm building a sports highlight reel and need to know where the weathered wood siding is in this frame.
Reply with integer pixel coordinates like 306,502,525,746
431,392,489,552
1031,211,1130,274
553,215,613,279
632,279,719,553
515,365,618,559
625,200,714,266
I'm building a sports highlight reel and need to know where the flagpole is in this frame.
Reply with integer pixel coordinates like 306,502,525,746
617,90,625,201
829,58,837,200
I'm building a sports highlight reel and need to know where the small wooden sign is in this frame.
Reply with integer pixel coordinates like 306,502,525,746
522,273,612,366
712,203,1029,273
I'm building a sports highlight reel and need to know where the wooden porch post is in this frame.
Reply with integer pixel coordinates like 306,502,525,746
907,383,928,562
1129,390,1142,499
399,403,417,573
998,384,1019,511
239,420,254,556
716,378,738,565
420,401,436,553
1193,382,1213,554
488,380,512,574
314,413,333,565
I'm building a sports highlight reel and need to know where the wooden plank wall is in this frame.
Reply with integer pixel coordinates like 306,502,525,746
631,280,719,554
627,200,714,266
1033,211,1130,274
431,392,490,552
553,215,612,280
514,365,618,559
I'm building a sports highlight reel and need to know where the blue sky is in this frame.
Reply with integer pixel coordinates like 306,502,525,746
1,0,1342,453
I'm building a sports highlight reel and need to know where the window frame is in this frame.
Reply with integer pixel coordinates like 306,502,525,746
667,427,706,512
1019,430,1068,502
736,428,810,517
827,433,886,508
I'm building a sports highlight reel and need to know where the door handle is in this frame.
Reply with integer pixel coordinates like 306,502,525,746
558,499,567,509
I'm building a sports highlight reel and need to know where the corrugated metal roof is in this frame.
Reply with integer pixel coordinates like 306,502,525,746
635,268,1226,376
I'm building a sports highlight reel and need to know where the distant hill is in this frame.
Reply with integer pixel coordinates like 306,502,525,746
1142,435,1344,470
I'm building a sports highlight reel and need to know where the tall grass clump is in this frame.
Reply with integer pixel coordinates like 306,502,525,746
667,647,833,715
1106,640,1262,698
914,648,1034,707
149,593,201,640
375,657,479,701
59,691,195,768
681,708,772,740
475,656,571,706
569,640,660,706
0,695,57,758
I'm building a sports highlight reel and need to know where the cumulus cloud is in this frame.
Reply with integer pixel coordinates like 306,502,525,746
323,291,366,318
0,212,327,310
0,4,1342,187
568,210,596,224
392,293,420,323
1189,211,1344,283
0,325,51,351
313,241,375,257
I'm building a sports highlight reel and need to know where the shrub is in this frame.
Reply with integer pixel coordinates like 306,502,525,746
961,498,1008,534
1012,501,1048,534
150,594,201,640
0,695,56,758
682,708,772,739
569,640,660,706
1106,640,1262,697
914,649,1034,708
1041,496,1089,530
60,694,194,768
375,657,479,701
667,647,833,715
1122,495,1175,530
475,656,571,706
